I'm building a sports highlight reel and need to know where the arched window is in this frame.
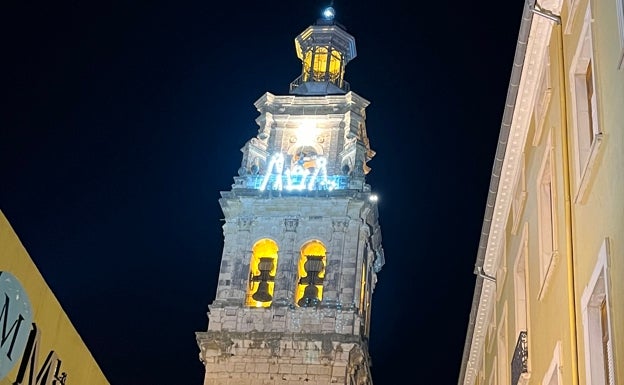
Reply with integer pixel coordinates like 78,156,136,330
246,239,279,308
295,240,326,307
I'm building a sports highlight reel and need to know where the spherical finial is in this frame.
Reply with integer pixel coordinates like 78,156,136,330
322,6,335,20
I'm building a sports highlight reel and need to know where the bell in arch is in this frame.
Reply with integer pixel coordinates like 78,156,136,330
297,255,325,307
251,257,275,303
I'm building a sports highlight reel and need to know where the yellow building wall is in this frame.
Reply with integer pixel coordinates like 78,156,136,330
461,0,622,383
0,210,110,385
524,32,576,385
565,0,624,382
485,33,575,385
491,0,623,383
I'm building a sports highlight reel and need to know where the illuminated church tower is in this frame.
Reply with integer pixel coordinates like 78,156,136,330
196,7,384,385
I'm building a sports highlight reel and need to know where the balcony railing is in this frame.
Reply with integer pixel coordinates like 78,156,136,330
511,331,528,385
289,75,350,94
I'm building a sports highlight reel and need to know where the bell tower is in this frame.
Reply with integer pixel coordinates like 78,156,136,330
196,6,385,385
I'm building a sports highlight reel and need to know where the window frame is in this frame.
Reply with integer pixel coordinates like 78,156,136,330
569,5,604,204
511,153,527,235
564,0,582,34
496,233,507,300
513,224,530,336
537,138,559,299
533,49,552,146
542,342,563,385
497,302,509,385
617,0,624,69
487,305,496,354
488,357,497,385
581,238,615,385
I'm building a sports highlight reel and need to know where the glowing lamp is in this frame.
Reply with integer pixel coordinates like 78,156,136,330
322,6,335,20
296,120,318,146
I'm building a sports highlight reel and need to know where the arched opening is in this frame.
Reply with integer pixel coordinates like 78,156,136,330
246,239,279,308
295,240,326,307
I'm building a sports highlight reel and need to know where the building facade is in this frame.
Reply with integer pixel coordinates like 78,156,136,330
196,8,385,385
0,210,110,385
458,0,623,384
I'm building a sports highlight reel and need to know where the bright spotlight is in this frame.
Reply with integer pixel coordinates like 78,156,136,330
296,120,318,146
322,6,335,20
369,194,378,202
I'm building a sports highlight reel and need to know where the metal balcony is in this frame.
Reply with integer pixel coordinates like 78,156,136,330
289,75,350,95
511,331,528,385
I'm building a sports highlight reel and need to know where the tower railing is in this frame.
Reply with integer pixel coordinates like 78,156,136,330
511,331,528,385
289,75,350,94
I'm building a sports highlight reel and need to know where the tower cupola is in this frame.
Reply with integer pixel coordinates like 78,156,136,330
289,6,357,95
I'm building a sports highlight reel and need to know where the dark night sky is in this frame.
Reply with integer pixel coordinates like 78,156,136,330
1,1,524,384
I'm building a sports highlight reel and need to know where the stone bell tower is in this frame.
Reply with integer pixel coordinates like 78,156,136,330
196,6,385,385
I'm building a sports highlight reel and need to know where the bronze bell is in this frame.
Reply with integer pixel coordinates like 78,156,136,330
297,255,324,307
251,257,275,302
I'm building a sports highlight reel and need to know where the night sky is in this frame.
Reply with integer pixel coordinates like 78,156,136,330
1,1,525,384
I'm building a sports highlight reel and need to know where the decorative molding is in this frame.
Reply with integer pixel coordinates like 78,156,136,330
462,9,559,384
284,217,299,232
332,219,349,233
237,216,254,231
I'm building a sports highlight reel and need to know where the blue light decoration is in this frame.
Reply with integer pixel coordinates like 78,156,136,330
256,152,346,192
322,6,335,20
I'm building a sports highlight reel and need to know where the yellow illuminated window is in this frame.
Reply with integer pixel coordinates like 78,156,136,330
328,49,342,82
312,46,329,81
301,46,343,85
246,239,279,308
295,240,326,307
303,50,313,82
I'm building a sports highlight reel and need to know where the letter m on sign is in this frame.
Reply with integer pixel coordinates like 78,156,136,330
13,324,64,385
1,293,25,360
0,271,33,379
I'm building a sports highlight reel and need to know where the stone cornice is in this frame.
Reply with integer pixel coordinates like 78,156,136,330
460,2,561,384
254,91,370,110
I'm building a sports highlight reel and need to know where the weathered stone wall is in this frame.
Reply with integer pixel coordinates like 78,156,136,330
206,306,361,335
197,331,371,385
